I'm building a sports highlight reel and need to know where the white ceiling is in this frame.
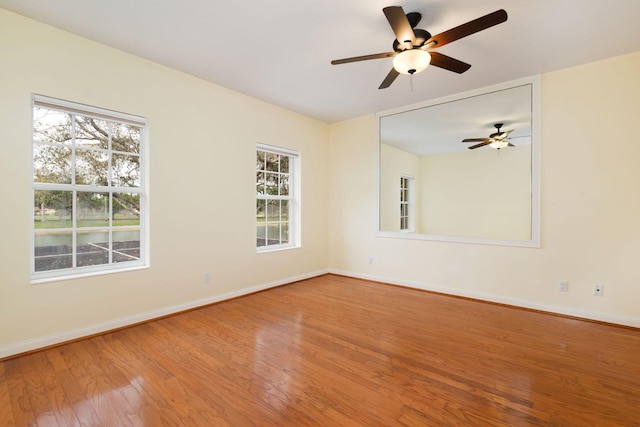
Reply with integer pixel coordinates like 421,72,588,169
2,0,640,123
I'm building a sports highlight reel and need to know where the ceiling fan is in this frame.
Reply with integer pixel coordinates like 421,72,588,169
463,123,514,150
331,6,508,89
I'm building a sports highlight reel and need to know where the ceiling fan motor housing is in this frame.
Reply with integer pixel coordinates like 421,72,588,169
490,123,505,139
392,28,432,52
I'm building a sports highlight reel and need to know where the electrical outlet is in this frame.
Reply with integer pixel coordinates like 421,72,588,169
204,272,211,283
558,280,568,292
593,284,604,296
368,256,374,264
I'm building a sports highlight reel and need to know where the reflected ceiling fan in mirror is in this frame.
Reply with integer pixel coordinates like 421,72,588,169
463,123,514,150
331,6,507,89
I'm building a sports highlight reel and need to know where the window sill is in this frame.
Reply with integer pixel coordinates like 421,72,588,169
31,264,149,285
256,244,300,254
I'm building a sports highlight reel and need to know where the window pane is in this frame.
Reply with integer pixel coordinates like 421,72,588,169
33,144,72,184
256,172,265,194
281,222,290,244
256,150,265,171
281,200,289,222
113,193,140,226
75,116,110,149
34,230,72,272
267,200,280,221
77,229,109,267
33,107,72,145
256,199,266,222
112,123,140,154
77,192,109,227
279,173,289,196
113,228,140,263
257,197,270,245
267,222,281,243
76,148,108,186
265,173,278,195
257,224,267,247
34,191,72,229
111,153,140,187
280,156,289,174
266,153,279,172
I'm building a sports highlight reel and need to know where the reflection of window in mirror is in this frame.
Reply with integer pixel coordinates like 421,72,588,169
400,175,414,232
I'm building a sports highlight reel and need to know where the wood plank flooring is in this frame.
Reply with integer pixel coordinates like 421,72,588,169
1,274,639,426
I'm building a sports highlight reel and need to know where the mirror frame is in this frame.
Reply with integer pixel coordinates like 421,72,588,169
376,76,541,247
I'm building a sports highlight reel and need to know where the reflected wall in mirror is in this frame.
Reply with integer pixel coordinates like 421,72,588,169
378,77,540,247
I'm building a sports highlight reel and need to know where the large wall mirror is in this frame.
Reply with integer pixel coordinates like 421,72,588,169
377,76,540,247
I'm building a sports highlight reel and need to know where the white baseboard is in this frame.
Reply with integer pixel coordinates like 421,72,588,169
0,269,329,359
329,269,640,329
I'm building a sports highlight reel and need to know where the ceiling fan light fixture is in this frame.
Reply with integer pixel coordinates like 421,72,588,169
392,49,431,75
489,139,509,149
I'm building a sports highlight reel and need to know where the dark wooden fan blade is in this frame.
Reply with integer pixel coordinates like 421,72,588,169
427,9,507,48
331,52,397,65
383,6,416,48
508,143,515,147
429,52,471,74
462,138,489,143
468,141,490,149
379,68,400,89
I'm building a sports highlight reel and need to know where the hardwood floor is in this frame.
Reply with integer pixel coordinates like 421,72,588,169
1,274,639,426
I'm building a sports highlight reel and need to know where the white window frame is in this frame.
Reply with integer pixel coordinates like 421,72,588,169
256,143,301,252
31,95,149,283
400,174,414,232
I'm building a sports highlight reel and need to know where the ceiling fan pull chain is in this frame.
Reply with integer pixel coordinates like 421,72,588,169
410,73,414,91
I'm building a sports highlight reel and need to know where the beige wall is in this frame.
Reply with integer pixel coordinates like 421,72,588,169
0,9,329,356
329,52,640,327
419,146,531,239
